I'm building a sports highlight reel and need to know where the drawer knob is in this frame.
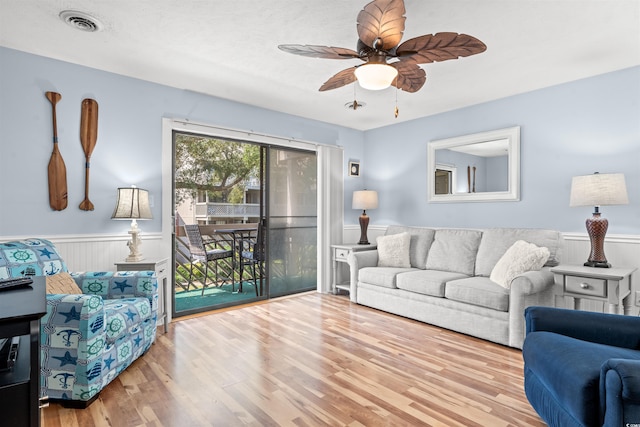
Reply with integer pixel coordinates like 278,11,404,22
580,283,590,289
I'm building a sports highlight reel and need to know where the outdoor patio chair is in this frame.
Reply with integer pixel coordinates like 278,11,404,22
240,221,266,296
184,224,234,295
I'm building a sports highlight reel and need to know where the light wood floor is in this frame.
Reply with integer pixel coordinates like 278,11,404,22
42,293,544,427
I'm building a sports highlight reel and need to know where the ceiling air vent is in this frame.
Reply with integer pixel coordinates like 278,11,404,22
59,10,103,32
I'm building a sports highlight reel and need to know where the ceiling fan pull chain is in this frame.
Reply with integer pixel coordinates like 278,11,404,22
394,87,399,118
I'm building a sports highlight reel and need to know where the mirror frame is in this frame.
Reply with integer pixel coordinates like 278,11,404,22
427,126,520,203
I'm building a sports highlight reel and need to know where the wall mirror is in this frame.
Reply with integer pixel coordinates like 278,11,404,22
427,126,520,202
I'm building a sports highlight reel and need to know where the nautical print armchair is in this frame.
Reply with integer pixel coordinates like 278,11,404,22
0,238,158,408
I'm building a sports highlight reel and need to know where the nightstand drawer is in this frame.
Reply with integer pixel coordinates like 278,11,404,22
565,276,606,297
335,248,349,261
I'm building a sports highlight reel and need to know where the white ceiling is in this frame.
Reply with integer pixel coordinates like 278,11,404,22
1,1,639,131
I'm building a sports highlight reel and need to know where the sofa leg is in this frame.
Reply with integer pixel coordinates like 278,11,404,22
49,393,100,409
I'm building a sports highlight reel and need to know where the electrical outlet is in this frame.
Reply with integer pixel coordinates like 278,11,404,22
635,291,640,307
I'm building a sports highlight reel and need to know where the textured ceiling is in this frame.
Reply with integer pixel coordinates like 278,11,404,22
1,0,639,131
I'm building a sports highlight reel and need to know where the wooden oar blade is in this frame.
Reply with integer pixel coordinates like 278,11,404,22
48,150,68,211
46,91,67,211
45,91,61,105
79,200,94,210
80,98,98,156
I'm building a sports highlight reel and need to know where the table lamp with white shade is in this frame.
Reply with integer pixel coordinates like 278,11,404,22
111,186,153,262
569,172,628,268
352,190,378,245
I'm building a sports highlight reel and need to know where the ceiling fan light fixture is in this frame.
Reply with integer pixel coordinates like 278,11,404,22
355,63,398,90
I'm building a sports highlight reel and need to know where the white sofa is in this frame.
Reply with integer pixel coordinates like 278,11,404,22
348,226,563,349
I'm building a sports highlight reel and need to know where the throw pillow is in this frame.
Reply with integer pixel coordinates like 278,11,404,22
385,226,435,269
490,240,550,288
377,232,411,268
45,272,82,294
425,229,483,275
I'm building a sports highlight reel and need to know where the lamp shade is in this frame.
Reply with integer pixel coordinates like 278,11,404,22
354,63,398,90
352,190,378,210
111,187,153,220
569,173,628,207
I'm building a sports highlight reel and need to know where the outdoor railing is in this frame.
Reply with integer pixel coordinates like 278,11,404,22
195,202,260,218
175,223,259,292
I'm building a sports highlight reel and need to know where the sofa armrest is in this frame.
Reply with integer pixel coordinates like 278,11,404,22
525,306,640,349
601,359,640,426
510,269,554,295
347,250,378,303
508,270,556,348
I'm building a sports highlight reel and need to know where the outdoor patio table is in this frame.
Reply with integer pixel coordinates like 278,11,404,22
209,227,257,292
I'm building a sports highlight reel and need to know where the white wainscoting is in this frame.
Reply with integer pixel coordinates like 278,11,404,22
6,228,639,315
343,225,640,315
3,233,166,272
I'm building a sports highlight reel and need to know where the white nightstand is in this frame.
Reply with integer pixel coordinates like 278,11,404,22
551,265,637,315
115,258,169,333
331,243,377,294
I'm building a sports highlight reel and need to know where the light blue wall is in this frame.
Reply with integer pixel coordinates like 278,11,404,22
1,47,638,237
356,67,640,235
0,47,362,237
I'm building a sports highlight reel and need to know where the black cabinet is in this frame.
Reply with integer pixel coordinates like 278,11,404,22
0,277,46,427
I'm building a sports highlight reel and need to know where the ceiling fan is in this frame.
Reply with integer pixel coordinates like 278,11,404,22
278,0,487,93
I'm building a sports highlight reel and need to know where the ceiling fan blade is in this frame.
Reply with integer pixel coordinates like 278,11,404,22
396,32,487,64
391,61,426,93
319,67,357,91
278,44,360,59
357,0,406,50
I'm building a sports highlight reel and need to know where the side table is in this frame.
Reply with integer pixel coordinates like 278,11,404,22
115,258,170,333
331,243,377,294
551,265,637,315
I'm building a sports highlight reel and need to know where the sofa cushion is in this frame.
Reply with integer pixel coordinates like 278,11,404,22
386,226,435,269
490,240,550,288
425,229,483,275
475,228,560,276
523,331,640,426
396,270,468,297
359,266,414,289
445,277,510,311
376,232,411,268
45,272,82,294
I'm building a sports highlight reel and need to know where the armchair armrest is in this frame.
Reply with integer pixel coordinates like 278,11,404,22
42,293,108,401
43,293,106,357
71,271,158,314
525,306,640,349
601,359,640,426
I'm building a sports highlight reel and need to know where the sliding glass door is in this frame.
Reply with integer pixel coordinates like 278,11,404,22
172,131,317,316
267,147,317,297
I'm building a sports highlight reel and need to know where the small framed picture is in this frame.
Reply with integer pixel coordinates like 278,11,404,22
348,161,360,177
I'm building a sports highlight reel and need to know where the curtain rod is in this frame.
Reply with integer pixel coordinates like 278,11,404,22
169,117,338,150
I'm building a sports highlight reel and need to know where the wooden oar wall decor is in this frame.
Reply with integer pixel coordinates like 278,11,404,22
79,98,98,211
45,91,68,211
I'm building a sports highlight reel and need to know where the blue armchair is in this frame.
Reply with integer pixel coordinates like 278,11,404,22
523,306,640,427
0,238,158,408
